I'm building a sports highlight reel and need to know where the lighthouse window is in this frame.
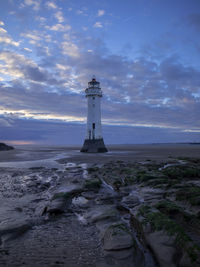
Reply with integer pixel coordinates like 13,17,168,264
92,123,95,129
93,97,95,100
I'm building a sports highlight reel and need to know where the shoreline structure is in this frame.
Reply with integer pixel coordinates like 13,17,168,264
81,77,107,153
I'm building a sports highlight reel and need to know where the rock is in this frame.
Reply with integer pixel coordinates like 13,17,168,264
72,196,89,208
95,191,118,205
103,223,134,251
130,211,147,244
84,178,102,191
96,220,115,238
121,194,140,208
81,191,96,199
178,251,200,267
34,201,49,216
56,184,84,196
102,247,146,267
46,183,84,215
145,230,176,267
0,143,14,151
47,198,68,215
0,219,31,242
85,205,119,224
119,186,134,196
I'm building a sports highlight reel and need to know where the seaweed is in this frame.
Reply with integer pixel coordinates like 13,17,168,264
176,186,200,206
84,178,102,190
138,205,200,263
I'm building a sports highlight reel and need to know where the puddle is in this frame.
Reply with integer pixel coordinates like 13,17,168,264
158,160,186,171
66,162,76,168
101,179,114,192
72,196,88,206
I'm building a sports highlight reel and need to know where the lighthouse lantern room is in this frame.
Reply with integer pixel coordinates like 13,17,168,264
81,77,107,153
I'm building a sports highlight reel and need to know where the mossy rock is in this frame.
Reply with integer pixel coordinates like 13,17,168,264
121,168,135,175
145,177,169,186
154,201,193,222
52,192,71,200
87,167,99,173
176,186,200,206
138,205,200,264
124,175,136,185
113,178,122,190
84,178,102,190
163,166,200,180
103,223,135,251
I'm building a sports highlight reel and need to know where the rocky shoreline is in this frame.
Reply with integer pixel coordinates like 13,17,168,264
0,155,200,266
0,143,14,151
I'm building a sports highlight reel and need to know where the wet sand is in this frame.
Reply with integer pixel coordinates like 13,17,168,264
0,216,103,267
0,144,200,165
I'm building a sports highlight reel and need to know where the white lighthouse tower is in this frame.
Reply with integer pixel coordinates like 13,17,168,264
81,77,107,153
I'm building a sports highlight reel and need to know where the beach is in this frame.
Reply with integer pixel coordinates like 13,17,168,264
0,144,200,266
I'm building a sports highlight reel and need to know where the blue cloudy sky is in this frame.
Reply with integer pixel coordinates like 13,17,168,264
0,0,200,145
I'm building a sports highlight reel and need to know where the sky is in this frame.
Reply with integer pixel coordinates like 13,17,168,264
0,0,200,145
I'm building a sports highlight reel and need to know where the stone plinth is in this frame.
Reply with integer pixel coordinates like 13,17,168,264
80,139,107,153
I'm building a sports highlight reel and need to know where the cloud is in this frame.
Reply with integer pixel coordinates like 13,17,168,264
35,16,46,23
0,1,199,144
0,51,48,82
77,10,83,15
0,44,199,143
93,22,103,28
23,0,41,11
0,108,84,123
45,1,58,9
0,21,4,26
160,57,200,89
0,36,20,47
0,118,86,145
55,11,64,23
61,41,80,58
56,64,71,71
0,27,20,47
2,37,198,134
0,116,199,145
21,31,41,41
98,10,105,17
0,118,13,127
0,27,7,33
76,7,88,16
0,83,85,122
46,24,71,31
23,66,47,81
24,47,32,52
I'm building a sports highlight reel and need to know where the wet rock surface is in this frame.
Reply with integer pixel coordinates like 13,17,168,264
102,223,134,251
0,150,200,266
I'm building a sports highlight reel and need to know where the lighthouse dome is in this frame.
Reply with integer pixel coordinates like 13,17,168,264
85,77,102,97
88,77,100,88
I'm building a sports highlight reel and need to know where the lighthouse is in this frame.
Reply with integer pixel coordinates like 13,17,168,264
81,77,107,153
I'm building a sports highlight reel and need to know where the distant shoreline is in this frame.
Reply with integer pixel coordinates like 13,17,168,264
4,142,200,148
0,143,199,165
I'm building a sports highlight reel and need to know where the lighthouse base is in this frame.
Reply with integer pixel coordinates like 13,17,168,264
80,138,108,153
